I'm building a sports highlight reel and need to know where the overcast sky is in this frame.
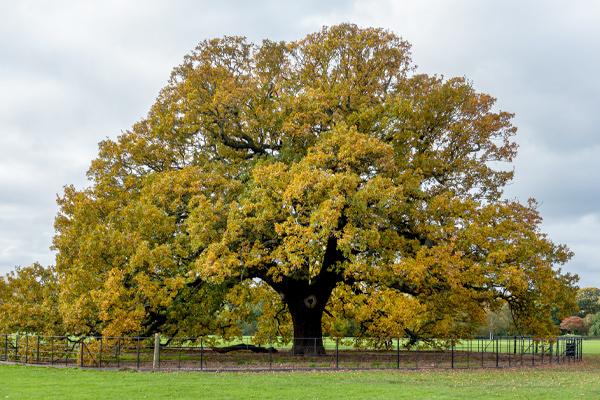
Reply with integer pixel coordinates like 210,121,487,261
1,0,598,286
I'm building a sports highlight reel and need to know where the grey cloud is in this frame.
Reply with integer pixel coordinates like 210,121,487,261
0,0,598,287
315,0,600,285
0,0,356,274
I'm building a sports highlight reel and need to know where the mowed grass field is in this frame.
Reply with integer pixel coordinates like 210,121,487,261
2,355,600,399
582,339,600,354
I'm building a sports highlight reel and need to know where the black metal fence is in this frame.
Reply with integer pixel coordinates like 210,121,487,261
0,334,583,371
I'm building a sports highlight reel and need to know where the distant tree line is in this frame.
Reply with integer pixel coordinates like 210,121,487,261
555,288,600,336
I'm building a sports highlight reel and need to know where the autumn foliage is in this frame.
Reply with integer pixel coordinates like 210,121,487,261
1,25,577,352
559,316,585,334
0,263,63,335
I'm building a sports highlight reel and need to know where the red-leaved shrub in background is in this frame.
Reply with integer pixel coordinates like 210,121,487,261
560,316,585,334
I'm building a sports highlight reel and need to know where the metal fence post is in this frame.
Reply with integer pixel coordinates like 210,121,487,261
3,334,7,362
520,337,524,366
335,337,339,370
50,336,54,365
15,334,19,362
136,337,141,370
36,336,40,363
79,338,85,368
480,339,484,367
495,338,499,368
152,333,160,370
269,337,273,370
451,342,455,369
415,342,419,369
466,339,470,368
200,337,204,371
557,340,560,364
117,337,121,368
178,339,182,370
24,335,30,364
99,337,103,368
396,338,400,369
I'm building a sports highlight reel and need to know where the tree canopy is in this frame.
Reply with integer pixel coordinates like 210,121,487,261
0,263,63,335
576,287,600,317
41,24,577,353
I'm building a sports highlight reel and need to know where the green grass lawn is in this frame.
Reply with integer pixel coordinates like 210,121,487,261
2,356,600,399
582,339,600,354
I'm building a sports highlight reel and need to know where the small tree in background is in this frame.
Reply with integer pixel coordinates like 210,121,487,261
476,303,516,338
559,316,585,335
576,287,600,317
587,313,600,336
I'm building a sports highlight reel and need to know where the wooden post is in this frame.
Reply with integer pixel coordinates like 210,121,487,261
152,333,160,370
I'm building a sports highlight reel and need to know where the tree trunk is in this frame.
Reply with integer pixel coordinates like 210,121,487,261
279,277,339,355
269,236,344,355
288,298,326,355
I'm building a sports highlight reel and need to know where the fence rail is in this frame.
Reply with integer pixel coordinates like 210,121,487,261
0,334,583,371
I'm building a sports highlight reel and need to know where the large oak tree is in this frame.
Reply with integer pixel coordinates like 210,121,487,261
52,24,576,354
